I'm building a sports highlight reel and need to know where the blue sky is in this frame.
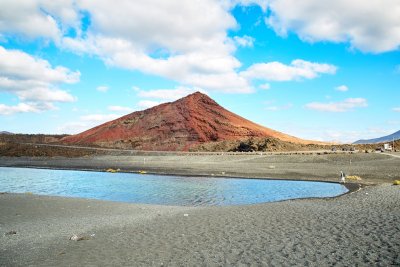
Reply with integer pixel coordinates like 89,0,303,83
0,0,399,143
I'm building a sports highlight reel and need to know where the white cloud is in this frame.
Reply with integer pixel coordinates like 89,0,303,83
96,86,109,92
137,87,206,101
0,46,79,114
335,85,349,92
233,35,255,47
393,107,400,112
0,103,41,115
59,0,253,93
7,0,398,54
0,1,345,95
0,0,254,93
259,83,270,90
0,46,79,84
305,98,368,112
242,59,337,81
0,0,81,43
222,0,269,12
16,87,75,102
137,100,161,109
107,106,134,112
266,0,400,53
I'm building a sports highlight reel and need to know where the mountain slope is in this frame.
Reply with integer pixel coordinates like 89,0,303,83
62,92,317,151
353,130,400,144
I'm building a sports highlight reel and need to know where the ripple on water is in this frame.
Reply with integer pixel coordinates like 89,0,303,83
0,167,348,206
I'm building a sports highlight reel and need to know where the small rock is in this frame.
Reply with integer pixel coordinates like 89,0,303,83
69,234,90,241
69,234,79,241
184,214,189,217
4,230,17,236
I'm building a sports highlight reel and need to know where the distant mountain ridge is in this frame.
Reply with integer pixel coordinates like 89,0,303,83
62,92,321,151
353,130,400,144
0,131,13,135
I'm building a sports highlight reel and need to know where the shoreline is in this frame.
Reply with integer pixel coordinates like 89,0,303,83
2,152,399,185
0,165,363,200
1,184,399,266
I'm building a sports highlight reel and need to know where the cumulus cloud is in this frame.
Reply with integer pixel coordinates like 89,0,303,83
0,46,79,84
233,35,255,47
266,0,400,53
0,0,79,41
242,59,337,81
0,0,348,94
393,107,400,112
0,103,41,115
96,86,109,92
305,98,368,112
0,46,79,115
222,0,269,11
335,85,349,92
60,0,253,93
259,83,270,90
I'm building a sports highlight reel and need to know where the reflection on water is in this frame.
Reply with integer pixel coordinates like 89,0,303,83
0,167,348,206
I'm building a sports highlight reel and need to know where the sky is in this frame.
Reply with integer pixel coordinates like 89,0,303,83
0,0,399,143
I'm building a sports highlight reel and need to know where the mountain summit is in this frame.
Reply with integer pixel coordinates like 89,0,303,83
62,92,313,151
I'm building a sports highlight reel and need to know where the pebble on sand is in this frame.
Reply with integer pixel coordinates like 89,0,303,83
4,230,17,236
69,234,91,241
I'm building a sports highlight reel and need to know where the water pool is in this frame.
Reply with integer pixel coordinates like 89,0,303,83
0,167,348,206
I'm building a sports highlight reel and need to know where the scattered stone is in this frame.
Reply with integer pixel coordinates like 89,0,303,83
69,234,91,241
269,165,275,169
184,214,189,217
5,230,17,236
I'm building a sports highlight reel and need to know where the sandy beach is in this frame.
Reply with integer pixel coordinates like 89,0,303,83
1,152,399,266
1,184,399,266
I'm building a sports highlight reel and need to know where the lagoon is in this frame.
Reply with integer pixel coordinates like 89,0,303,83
0,167,348,206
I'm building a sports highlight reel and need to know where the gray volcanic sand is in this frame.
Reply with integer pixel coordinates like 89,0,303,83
1,152,400,184
1,184,399,266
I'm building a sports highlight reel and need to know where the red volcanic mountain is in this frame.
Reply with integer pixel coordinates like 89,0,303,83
62,92,314,151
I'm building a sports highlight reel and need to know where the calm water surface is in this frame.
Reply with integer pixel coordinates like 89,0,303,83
0,167,348,206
